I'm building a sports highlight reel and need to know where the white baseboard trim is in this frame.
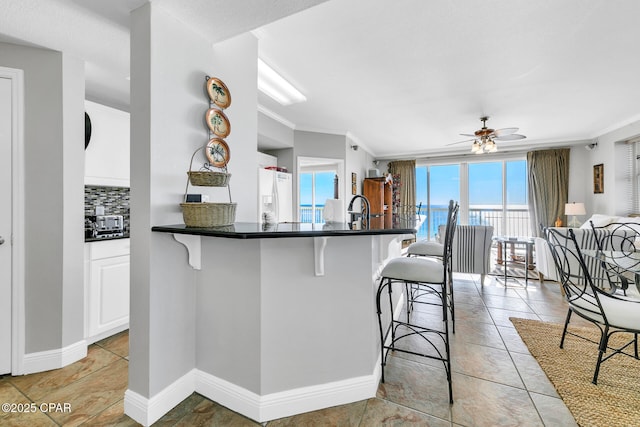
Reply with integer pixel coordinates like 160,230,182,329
85,323,129,345
196,369,378,423
124,369,196,426
123,368,378,425
21,340,87,375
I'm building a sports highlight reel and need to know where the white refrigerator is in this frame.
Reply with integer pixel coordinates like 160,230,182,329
258,168,293,222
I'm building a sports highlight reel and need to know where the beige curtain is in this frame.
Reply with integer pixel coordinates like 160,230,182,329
388,160,416,216
527,149,570,236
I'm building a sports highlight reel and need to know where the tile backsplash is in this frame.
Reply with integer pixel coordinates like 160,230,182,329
85,185,130,232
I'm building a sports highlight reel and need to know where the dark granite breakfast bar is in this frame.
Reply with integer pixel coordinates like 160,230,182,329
149,220,418,422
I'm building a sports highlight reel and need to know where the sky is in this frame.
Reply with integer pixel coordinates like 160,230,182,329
300,160,527,207
416,160,527,207
299,171,335,205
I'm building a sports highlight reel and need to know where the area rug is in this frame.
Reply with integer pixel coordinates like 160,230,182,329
511,318,640,427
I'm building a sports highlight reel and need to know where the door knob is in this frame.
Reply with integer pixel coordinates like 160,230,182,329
0,236,4,245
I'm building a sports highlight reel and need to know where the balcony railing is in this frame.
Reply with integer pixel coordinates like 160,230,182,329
300,205,324,223
300,204,530,238
418,206,531,240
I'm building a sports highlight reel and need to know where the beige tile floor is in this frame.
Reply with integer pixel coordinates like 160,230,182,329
0,273,585,426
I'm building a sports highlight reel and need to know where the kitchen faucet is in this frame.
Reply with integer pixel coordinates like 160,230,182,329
347,195,370,229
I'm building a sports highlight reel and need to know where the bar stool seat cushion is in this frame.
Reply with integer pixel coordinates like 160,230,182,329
381,257,444,283
407,240,444,257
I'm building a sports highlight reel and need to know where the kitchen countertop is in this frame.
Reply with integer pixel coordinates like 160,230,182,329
150,219,418,422
151,221,420,239
85,233,130,243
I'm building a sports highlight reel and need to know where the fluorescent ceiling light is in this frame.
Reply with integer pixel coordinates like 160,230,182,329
258,58,306,106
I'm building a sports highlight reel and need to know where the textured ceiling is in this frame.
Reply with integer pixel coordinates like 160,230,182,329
1,0,640,157
0,0,328,111
255,0,640,157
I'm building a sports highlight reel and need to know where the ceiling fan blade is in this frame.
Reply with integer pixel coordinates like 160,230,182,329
447,138,475,146
493,127,519,136
459,133,477,138
495,134,526,141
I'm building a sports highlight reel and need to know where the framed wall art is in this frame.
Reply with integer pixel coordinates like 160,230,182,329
593,163,604,194
351,172,357,195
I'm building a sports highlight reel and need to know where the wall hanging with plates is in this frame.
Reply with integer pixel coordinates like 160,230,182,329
206,76,231,109
205,108,231,138
180,75,236,227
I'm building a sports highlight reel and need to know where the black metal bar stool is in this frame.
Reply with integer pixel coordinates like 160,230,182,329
376,200,459,404
404,200,458,332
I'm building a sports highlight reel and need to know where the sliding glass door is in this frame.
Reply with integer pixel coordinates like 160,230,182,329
469,162,503,234
416,158,529,239
505,160,529,236
416,164,460,239
299,171,335,223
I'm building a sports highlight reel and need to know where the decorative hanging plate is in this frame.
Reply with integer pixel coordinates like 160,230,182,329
205,77,231,109
205,108,231,138
205,137,231,168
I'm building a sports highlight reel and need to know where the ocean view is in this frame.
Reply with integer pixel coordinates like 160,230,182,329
299,160,530,237
300,203,530,239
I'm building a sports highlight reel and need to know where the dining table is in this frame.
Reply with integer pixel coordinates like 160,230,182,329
493,236,535,286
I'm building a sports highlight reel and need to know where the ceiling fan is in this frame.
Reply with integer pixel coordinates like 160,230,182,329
449,116,526,153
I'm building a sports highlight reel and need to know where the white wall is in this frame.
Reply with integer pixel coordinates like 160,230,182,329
0,42,85,355
346,134,374,198
258,110,294,149
129,2,258,399
584,120,640,216
268,130,375,216
567,144,590,209
61,53,86,349
84,100,130,187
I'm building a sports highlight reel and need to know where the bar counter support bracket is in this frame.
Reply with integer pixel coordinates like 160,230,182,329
172,234,201,270
314,236,329,276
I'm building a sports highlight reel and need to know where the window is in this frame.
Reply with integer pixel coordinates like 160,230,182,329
299,171,335,223
416,164,460,239
416,158,529,239
297,157,344,224
628,138,640,214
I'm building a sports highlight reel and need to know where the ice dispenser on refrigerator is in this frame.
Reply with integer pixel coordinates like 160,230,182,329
258,168,293,223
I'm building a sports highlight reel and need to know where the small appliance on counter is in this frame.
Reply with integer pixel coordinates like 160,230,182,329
85,214,125,239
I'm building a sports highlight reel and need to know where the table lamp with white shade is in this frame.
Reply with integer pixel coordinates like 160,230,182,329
565,202,586,227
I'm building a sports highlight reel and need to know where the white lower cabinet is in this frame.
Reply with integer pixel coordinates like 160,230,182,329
85,239,130,343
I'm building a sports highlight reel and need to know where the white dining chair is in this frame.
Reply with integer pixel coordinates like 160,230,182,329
544,227,640,384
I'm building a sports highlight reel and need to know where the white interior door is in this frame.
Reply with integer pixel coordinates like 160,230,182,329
0,77,12,374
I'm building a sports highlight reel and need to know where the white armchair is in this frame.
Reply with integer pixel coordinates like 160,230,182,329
441,225,494,283
536,214,640,283
534,235,559,282
535,226,628,293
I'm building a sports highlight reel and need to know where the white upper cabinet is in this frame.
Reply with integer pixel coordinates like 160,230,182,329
84,100,130,187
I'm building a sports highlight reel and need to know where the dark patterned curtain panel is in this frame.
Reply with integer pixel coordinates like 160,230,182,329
388,160,416,216
527,149,570,236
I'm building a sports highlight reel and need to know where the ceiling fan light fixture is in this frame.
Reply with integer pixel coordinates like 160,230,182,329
471,140,482,153
450,117,525,154
484,138,497,153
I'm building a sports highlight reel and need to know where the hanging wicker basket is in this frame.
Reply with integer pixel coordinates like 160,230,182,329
181,145,236,227
180,202,237,227
187,171,231,187
185,144,231,187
